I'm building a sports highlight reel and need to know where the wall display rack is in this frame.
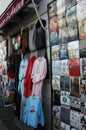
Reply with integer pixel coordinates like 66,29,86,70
48,0,86,130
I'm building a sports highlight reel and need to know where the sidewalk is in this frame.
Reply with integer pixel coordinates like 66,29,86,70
0,106,20,130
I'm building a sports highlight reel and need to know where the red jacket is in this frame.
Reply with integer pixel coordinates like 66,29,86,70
24,56,36,97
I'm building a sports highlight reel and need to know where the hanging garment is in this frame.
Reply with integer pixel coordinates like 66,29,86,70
34,19,46,50
18,58,28,121
21,27,29,55
31,57,47,99
29,25,36,51
14,90,21,120
24,96,44,128
14,54,21,89
24,56,37,97
18,58,28,96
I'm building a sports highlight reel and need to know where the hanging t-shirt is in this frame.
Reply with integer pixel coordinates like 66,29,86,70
24,96,44,128
31,57,47,99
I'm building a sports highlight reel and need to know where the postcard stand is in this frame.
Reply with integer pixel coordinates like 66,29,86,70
48,0,86,129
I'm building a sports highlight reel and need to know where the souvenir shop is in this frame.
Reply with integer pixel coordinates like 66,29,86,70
0,0,86,130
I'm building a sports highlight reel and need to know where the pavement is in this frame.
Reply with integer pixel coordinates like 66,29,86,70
0,106,20,130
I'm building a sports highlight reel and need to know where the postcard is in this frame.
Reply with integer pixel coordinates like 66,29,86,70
52,105,60,119
60,60,69,76
66,5,77,23
60,91,70,106
69,58,80,76
52,75,60,91
56,0,65,15
52,60,61,75
79,39,86,58
50,31,59,46
48,1,57,18
77,1,86,21
60,122,70,130
49,15,58,32
60,44,68,60
70,110,81,129
65,0,76,9
60,76,70,91
70,76,80,96
80,58,86,78
67,20,79,42
68,40,79,59
60,106,70,124
79,77,86,95
59,28,68,44
51,45,60,60
58,12,66,29
70,96,80,109
79,18,86,39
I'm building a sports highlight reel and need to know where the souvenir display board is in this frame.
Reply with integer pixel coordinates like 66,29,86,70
48,0,86,129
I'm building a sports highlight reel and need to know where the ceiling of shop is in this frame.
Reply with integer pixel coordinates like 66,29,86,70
0,0,41,37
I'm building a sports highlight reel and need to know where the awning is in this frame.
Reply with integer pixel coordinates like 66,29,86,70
0,0,26,28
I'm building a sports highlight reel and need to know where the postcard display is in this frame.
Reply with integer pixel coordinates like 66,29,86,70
48,0,86,130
